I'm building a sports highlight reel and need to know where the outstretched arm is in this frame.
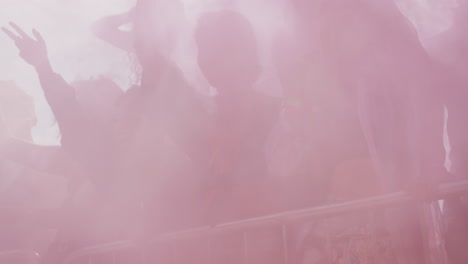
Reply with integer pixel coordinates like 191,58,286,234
2,23,83,146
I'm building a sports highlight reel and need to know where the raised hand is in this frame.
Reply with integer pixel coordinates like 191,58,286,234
91,9,135,51
2,22,49,68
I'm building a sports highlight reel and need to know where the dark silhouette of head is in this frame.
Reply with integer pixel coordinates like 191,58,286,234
195,10,261,93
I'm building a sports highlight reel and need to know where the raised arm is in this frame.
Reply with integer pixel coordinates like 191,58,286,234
2,23,83,146
91,9,134,51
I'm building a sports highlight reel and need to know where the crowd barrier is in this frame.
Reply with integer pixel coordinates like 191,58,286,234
32,181,468,264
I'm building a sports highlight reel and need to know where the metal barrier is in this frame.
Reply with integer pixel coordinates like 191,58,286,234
64,180,468,264
0,250,40,264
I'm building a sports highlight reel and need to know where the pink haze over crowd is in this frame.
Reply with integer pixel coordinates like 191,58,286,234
0,0,468,264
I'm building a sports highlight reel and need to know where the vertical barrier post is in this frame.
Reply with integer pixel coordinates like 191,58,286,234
281,224,289,264
139,247,146,264
112,251,117,264
207,238,212,264
324,218,332,263
243,232,249,264
171,242,178,264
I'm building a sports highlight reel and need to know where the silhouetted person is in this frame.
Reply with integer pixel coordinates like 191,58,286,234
2,22,127,263
270,2,374,262
313,1,450,263
2,23,123,194
270,0,371,212
425,2,468,263
425,1,468,180
3,0,212,260
97,7,214,263
194,9,281,264
93,1,211,95
195,9,280,224
104,2,214,264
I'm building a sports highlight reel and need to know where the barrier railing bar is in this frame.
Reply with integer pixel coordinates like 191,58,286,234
65,241,136,264
64,180,468,264
151,180,468,242
0,250,40,264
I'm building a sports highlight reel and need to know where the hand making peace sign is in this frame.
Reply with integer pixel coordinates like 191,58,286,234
2,22,49,68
